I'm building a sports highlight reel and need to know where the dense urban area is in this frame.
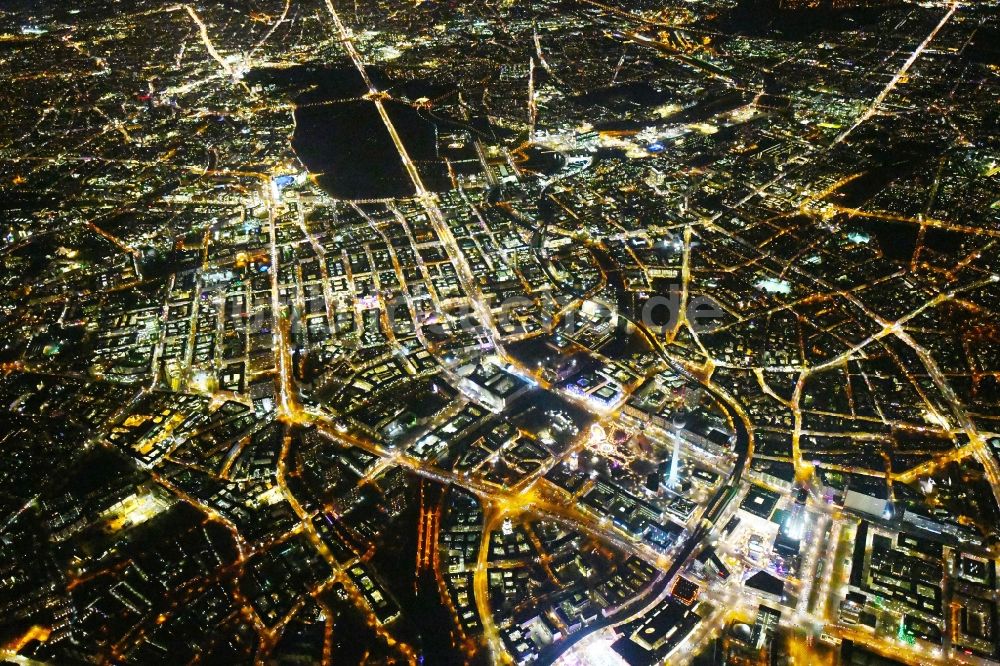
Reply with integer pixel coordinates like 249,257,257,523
1,0,999,664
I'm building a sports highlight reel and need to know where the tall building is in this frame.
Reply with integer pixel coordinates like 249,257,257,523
667,436,681,489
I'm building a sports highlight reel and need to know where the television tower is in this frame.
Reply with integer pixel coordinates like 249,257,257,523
667,411,687,489
667,435,680,488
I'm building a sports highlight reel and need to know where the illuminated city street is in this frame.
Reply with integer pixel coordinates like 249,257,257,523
1,0,1000,665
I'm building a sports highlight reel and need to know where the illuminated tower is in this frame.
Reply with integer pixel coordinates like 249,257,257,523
667,410,687,489
667,437,680,488
785,497,805,540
